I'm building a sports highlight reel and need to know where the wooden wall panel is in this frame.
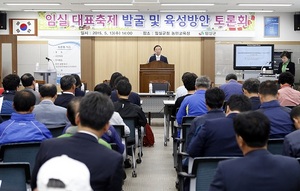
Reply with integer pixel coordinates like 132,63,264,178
81,37,95,90
94,37,138,91
93,37,213,92
201,38,215,83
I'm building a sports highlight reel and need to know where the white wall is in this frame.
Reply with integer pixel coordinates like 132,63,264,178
215,12,300,85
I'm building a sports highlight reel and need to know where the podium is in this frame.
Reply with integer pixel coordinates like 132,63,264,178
139,61,174,93
34,70,57,85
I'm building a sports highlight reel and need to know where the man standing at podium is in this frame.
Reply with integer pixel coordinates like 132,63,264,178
148,45,168,64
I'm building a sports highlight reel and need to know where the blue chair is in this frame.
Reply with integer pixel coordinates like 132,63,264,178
113,125,125,138
49,125,66,137
178,157,238,191
174,116,196,169
0,142,41,173
267,138,284,155
0,162,31,191
0,113,12,122
151,81,170,94
123,117,141,178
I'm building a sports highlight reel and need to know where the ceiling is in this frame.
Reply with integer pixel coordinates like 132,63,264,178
0,0,300,13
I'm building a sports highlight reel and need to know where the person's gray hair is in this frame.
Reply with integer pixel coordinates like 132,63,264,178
195,76,210,88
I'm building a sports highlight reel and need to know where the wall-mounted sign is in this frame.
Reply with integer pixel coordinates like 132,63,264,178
264,16,280,37
38,12,256,37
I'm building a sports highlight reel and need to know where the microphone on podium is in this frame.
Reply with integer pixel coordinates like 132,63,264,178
45,57,57,71
260,61,272,76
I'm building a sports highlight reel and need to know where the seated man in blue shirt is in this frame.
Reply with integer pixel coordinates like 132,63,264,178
0,90,52,145
176,76,210,125
258,80,294,138
219,73,243,102
1,74,20,114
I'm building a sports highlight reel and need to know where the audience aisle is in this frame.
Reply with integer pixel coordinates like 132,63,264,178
123,118,177,191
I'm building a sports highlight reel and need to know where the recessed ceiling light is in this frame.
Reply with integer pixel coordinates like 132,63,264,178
5,3,61,6
161,4,214,6
84,4,133,6
160,10,207,13
23,9,71,12
91,10,139,12
237,3,292,7
227,10,274,13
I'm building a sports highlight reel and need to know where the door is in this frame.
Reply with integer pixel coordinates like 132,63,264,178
0,35,18,85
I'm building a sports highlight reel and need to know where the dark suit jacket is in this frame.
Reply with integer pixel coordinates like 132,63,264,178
75,87,85,97
209,149,300,191
54,93,75,108
187,113,243,157
187,109,225,149
148,54,168,63
278,61,295,76
31,133,123,191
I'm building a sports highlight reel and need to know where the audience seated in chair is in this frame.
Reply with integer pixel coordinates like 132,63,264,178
172,72,197,116
187,87,225,149
0,90,52,145
187,94,252,158
114,80,147,167
219,73,243,103
278,72,300,107
37,155,93,191
31,92,124,191
94,83,130,135
71,74,85,97
1,74,20,114
242,78,261,110
176,76,210,125
109,72,122,91
114,80,147,129
283,105,300,157
33,84,69,129
54,75,76,108
174,72,189,100
110,75,141,106
209,111,300,191
60,97,112,150
257,80,294,138
21,73,40,104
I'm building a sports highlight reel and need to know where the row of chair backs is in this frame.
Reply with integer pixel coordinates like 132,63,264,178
0,162,31,191
0,142,41,173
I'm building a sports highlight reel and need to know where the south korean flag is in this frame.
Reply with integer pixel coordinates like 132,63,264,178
12,19,36,35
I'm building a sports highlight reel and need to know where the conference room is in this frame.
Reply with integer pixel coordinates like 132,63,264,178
0,0,300,190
